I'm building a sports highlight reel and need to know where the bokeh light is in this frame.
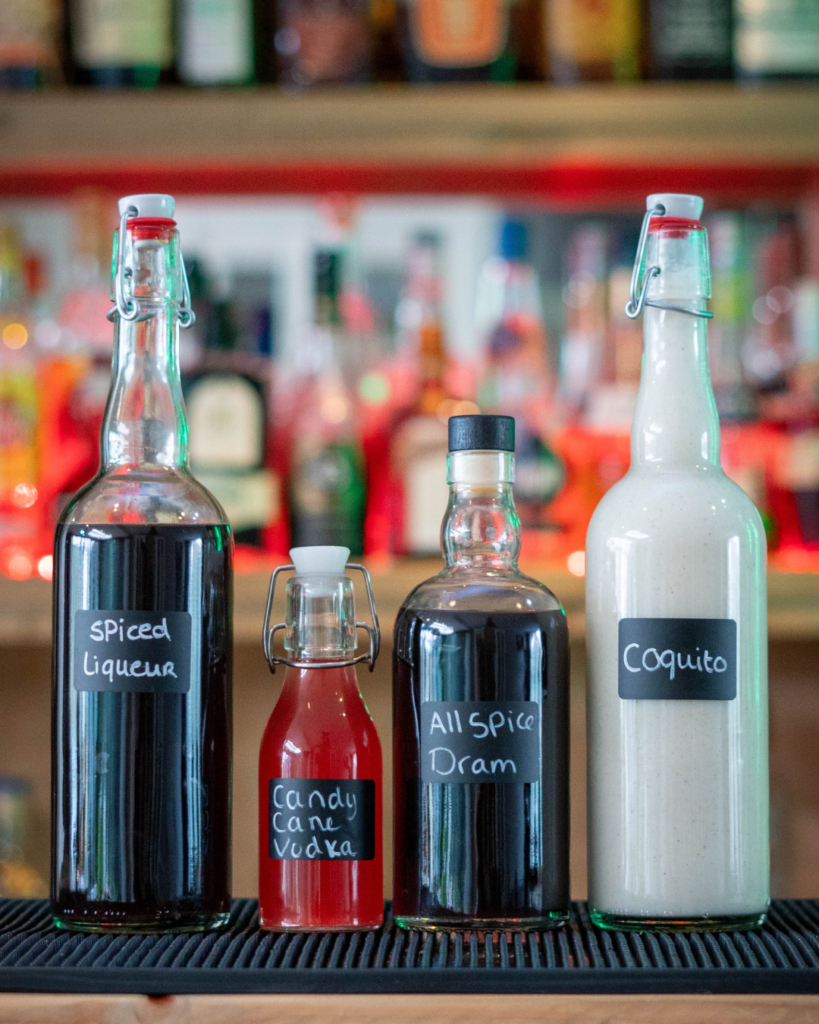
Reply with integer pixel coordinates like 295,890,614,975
567,550,586,577
12,483,38,509
2,323,28,349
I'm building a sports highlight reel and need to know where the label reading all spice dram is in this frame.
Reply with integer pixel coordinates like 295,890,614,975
420,700,541,783
72,610,192,694
618,617,737,700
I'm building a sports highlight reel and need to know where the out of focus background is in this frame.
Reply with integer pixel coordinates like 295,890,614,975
0,0,818,904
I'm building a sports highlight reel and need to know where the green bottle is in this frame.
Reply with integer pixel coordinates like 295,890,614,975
289,251,367,555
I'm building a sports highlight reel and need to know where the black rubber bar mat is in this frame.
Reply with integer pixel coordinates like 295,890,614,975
1,899,819,995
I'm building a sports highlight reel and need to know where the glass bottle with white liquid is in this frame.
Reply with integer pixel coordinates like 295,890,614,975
585,194,769,932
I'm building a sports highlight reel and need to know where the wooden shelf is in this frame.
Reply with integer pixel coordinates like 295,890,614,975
4,560,817,647
1,991,819,1024
0,84,818,202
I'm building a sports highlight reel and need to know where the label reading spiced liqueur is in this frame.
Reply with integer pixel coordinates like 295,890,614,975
618,618,737,700
72,610,192,693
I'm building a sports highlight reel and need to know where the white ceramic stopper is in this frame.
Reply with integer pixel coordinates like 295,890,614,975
647,193,704,221
290,546,350,576
118,194,176,219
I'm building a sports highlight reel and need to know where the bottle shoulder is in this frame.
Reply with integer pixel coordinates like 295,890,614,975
397,566,564,618
587,465,766,545
61,467,228,527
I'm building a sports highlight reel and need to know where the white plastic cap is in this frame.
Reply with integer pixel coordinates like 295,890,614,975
647,193,704,221
118,194,175,219
290,546,350,576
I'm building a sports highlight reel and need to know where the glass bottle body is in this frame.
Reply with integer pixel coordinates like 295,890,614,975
69,0,174,87
393,450,570,929
399,0,513,82
734,0,819,82
274,0,370,86
585,217,769,931
648,0,733,80
52,522,232,932
546,0,641,83
51,211,233,932
258,664,383,931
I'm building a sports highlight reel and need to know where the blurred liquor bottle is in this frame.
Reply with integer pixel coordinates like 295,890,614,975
369,0,405,80
53,191,118,506
389,232,462,555
559,222,609,417
68,0,173,86
648,0,733,79
289,251,367,552
743,217,800,402
0,779,46,898
0,227,39,514
272,0,370,86
183,262,282,550
583,227,642,431
546,0,641,82
735,0,819,81
398,0,542,82
179,0,255,84
476,219,564,531
707,211,756,420
0,0,61,88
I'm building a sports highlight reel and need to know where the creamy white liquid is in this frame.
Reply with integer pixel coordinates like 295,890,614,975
586,298,769,921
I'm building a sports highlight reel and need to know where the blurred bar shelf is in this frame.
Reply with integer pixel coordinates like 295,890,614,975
3,560,817,646
0,84,818,203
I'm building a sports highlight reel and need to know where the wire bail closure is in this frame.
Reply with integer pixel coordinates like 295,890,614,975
262,563,381,674
625,203,714,322
107,204,196,328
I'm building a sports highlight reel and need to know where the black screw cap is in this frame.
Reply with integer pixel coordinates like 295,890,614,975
448,415,515,453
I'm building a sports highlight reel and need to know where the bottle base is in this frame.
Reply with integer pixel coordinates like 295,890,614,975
395,910,570,932
589,908,768,933
52,910,231,934
259,920,383,933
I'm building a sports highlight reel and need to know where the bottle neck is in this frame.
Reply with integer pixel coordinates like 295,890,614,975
442,451,521,570
101,304,188,471
284,573,357,662
632,305,720,470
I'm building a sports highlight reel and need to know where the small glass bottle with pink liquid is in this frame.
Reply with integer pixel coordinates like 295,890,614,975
259,546,382,931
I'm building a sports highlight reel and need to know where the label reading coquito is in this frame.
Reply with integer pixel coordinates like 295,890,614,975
618,617,737,700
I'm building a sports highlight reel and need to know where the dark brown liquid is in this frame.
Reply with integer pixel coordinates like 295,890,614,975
393,607,569,928
52,523,232,932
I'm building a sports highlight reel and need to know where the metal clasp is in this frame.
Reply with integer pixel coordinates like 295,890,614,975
625,203,714,322
262,563,381,675
107,204,196,329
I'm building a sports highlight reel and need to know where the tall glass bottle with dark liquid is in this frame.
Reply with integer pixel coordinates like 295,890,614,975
52,194,232,933
393,415,569,930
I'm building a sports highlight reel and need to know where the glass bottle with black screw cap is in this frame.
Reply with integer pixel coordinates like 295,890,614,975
393,414,570,931
51,194,232,933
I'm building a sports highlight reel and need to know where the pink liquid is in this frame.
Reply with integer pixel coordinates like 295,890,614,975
258,664,383,930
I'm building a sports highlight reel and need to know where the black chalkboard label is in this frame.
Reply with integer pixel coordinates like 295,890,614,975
420,701,541,784
72,610,192,694
268,779,376,861
618,618,737,700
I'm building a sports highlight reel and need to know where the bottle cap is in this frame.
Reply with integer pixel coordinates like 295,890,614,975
448,415,515,453
290,546,350,575
118,194,176,219
647,193,704,221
